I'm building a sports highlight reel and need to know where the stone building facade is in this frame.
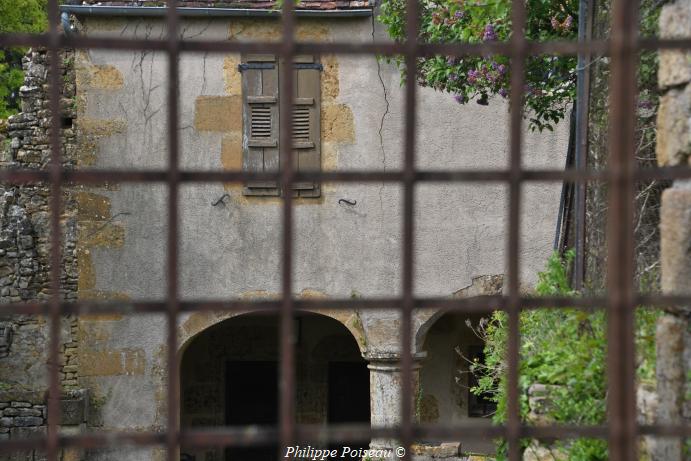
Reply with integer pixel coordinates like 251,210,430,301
0,2,570,460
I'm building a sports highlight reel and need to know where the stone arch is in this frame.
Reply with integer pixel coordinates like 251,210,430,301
178,310,371,461
177,307,367,357
414,274,504,351
416,309,496,454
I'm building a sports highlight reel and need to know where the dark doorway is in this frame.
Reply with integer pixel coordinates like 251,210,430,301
327,361,370,457
225,361,278,461
181,313,370,461
328,362,370,423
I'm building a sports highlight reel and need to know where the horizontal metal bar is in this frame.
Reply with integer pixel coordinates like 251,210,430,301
1,34,690,56
1,166,689,185
1,294,688,317
60,6,374,18
2,423,690,454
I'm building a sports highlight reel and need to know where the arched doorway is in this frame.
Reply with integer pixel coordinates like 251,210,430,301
180,312,370,461
417,312,496,455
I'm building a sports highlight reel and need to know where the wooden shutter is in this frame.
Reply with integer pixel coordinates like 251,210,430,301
241,54,280,196
292,55,321,198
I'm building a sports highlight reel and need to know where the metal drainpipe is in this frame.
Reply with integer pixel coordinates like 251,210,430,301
573,0,593,290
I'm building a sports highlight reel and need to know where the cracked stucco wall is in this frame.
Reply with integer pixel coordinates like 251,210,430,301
72,13,568,457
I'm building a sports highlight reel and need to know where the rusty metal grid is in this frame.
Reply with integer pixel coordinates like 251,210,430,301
0,1,690,461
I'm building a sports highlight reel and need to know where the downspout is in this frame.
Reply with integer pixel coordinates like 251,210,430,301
554,110,577,253
572,0,594,289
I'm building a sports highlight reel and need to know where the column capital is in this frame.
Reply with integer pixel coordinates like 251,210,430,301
363,351,427,370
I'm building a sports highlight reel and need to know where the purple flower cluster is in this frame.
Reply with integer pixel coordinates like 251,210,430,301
467,69,480,84
454,94,466,104
550,17,560,30
482,24,497,41
564,15,574,30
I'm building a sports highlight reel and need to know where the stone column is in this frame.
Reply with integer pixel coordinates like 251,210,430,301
365,351,426,452
654,1,691,460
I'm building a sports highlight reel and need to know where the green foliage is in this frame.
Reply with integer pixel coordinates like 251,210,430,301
470,251,660,460
378,0,579,131
0,0,47,118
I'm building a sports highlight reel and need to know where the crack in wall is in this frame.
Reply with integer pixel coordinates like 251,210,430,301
371,12,390,215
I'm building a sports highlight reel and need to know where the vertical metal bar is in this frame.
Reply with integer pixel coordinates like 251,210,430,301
279,0,296,456
401,1,419,459
165,1,181,461
606,0,638,460
507,0,527,460
46,0,62,460
574,0,593,290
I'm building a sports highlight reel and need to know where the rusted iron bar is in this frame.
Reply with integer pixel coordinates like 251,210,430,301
1,31,689,56
2,166,691,186
279,1,297,458
164,2,182,461
46,0,63,460
606,0,639,459
507,0,528,459
4,422,691,455
4,294,691,318
400,1,420,460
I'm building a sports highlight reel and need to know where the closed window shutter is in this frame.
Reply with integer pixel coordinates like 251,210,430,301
242,54,280,196
292,55,321,198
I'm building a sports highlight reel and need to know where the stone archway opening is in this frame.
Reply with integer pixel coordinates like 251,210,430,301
180,311,370,461
417,311,496,455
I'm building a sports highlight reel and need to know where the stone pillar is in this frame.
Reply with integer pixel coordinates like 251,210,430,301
654,1,691,460
365,351,426,452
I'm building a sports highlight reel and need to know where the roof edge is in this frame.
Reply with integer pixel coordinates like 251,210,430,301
60,5,373,18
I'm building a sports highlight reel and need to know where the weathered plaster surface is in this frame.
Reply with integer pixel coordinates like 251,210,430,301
69,12,568,456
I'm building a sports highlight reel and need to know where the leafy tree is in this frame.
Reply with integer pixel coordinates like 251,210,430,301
378,0,580,131
0,0,47,118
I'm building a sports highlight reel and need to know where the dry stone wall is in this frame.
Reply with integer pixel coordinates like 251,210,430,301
654,1,691,460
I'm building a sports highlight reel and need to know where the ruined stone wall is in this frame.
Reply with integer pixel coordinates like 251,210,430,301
654,1,691,460
0,48,78,304
0,48,84,459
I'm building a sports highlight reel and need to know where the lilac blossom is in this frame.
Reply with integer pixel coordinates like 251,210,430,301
550,17,560,31
482,24,497,41
564,15,574,30
454,94,466,104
